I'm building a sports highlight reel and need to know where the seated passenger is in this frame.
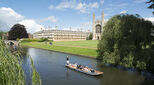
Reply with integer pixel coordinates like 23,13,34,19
90,69,95,73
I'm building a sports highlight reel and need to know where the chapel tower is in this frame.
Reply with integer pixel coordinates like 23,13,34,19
92,12,104,40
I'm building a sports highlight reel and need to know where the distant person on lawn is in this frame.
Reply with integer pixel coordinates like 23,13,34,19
49,42,52,45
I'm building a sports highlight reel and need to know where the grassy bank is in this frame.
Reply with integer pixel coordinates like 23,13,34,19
21,41,98,58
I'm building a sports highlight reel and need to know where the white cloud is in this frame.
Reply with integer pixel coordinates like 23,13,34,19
144,17,154,25
45,16,57,23
89,2,99,8
0,7,24,31
104,3,127,11
134,0,147,3
0,7,44,33
48,0,100,13
19,19,44,33
120,10,128,14
55,0,75,9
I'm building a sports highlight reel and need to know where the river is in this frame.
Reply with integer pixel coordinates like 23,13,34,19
21,47,154,85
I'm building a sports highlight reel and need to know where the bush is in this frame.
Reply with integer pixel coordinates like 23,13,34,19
16,38,20,41
86,33,93,40
38,38,49,42
21,38,39,43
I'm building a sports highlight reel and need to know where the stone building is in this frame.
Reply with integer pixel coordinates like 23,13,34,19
28,33,33,38
2,33,9,40
33,29,91,41
92,12,104,40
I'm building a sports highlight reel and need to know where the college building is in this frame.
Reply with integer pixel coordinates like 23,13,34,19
33,29,91,41
33,12,105,41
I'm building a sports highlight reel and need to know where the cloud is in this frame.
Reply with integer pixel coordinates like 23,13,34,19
48,0,100,13
120,10,128,14
0,7,44,33
19,19,44,33
44,16,57,23
144,17,154,25
0,7,24,31
134,0,147,3
104,3,127,11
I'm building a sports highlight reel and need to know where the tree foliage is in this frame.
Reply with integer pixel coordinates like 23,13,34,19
86,33,93,40
98,14,154,73
146,0,154,14
0,31,3,39
8,24,28,40
38,38,49,42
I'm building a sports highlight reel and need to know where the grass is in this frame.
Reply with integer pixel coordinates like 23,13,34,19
0,40,41,85
53,40,98,49
21,40,98,58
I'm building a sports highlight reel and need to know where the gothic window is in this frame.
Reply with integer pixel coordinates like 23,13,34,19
95,24,101,33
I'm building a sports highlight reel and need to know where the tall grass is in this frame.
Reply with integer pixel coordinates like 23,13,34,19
0,39,41,85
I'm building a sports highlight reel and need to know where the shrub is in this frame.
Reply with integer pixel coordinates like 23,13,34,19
38,38,49,42
21,38,39,43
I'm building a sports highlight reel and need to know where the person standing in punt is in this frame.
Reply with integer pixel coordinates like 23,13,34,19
66,56,69,65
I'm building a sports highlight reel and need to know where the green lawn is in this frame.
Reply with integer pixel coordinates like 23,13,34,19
21,40,98,58
53,40,98,49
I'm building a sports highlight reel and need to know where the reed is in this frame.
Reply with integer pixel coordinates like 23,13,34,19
0,39,41,85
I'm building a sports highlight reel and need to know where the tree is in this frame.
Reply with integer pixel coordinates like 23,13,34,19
146,0,154,14
0,31,3,39
0,31,6,39
86,33,93,40
8,24,28,40
98,14,154,72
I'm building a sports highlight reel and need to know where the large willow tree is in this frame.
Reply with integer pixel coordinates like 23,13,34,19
98,14,154,72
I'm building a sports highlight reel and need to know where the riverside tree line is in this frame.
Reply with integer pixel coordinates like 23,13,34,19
97,14,154,73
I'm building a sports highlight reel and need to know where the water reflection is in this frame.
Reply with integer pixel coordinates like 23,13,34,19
66,68,70,79
21,47,154,85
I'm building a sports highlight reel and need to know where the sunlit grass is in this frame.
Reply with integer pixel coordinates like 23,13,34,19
53,40,98,49
22,41,98,58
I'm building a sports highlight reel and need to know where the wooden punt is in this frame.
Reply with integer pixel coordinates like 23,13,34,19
65,64,103,76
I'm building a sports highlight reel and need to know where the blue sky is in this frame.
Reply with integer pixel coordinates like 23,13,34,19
0,0,153,33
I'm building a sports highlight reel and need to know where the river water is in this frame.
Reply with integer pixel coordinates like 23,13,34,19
21,47,154,85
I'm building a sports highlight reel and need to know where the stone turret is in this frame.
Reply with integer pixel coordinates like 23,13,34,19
92,13,96,40
101,12,104,28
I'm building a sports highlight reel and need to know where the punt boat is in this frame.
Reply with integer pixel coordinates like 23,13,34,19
65,63,103,76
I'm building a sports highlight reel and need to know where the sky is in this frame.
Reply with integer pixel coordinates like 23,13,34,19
0,0,153,33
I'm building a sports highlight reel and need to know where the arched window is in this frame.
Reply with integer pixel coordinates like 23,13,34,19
95,24,101,33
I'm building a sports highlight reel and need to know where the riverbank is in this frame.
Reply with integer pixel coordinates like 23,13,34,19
21,41,98,58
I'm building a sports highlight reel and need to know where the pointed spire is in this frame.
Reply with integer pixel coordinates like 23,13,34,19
102,11,104,25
